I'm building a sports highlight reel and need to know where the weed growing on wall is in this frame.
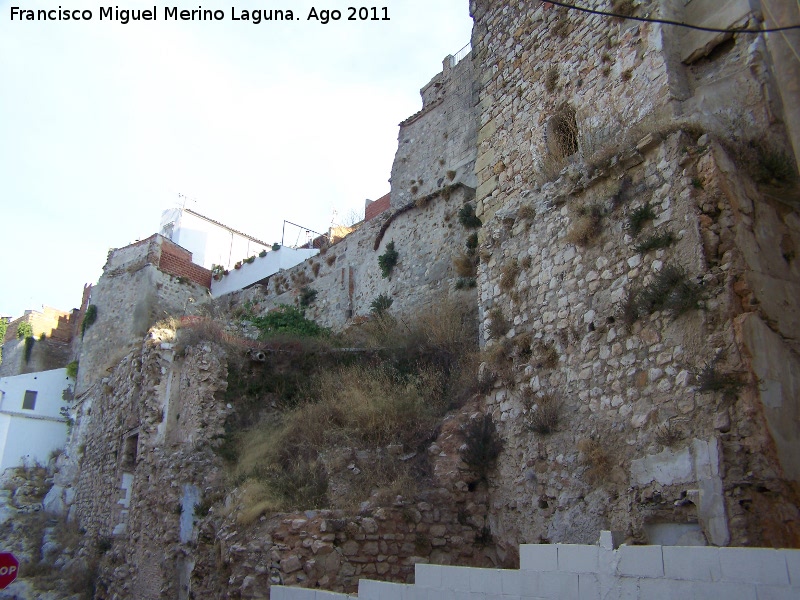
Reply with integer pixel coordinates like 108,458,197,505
627,203,655,237
637,265,703,317
24,336,35,363
298,287,318,308
566,204,603,246
694,362,744,396
524,393,562,435
378,241,399,278
460,414,503,482
370,293,393,317
499,260,520,292
458,203,482,228
81,305,97,338
634,231,675,254
250,305,329,338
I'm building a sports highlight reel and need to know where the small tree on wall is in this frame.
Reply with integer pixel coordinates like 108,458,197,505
378,241,399,279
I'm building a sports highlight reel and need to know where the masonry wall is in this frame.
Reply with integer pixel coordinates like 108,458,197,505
469,0,784,223
390,53,478,210
462,0,800,551
274,536,800,600
76,235,209,394
234,184,478,332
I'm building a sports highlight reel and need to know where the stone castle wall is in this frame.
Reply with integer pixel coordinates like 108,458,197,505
76,235,210,394
390,52,478,209
465,0,800,549
233,184,478,332
47,1,800,598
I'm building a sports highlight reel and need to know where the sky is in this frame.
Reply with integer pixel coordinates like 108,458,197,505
0,0,473,318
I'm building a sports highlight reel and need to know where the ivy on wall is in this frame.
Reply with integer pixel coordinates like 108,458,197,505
81,304,98,338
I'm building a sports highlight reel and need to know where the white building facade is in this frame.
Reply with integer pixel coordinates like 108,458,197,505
0,368,72,471
160,207,271,271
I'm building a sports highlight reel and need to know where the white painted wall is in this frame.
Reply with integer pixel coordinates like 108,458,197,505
160,208,271,271
211,247,319,298
0,368,72,471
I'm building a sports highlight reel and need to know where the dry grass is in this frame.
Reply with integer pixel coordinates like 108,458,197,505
566,213,602,246
525,393,562,435
533,341,559,369
499,259,521,292
454,252,478,278
233,363,446,515
577,438,612,484
544,66,559,92
517,204,536,221
486,307,510,340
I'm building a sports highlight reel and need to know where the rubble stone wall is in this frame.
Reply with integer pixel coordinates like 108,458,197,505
234,184,478,332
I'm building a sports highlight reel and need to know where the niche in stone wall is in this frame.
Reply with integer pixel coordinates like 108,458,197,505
120,430,139,470
545,104,579,160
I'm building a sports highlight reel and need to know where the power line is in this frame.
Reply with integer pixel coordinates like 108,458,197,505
542,1,800,34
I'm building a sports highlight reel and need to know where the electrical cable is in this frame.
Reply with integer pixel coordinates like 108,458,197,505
541,1,800,34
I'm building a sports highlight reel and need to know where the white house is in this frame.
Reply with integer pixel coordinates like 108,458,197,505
160,207,271,271
0,368,72,472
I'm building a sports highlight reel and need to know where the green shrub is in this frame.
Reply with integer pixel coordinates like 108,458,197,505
250,305,328,338
455,277,477,289
695,362,744,396
370,293,393,316
66,361,79,379
272,243,281,251
628,203,656,237
17,321,33,339
461,414,503,481
634,231,675,254
299,287,318,308
378,241,399,279
458,204,482,228
81,305,97,338
636,265,703,318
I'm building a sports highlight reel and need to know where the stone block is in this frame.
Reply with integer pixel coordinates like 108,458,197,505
501,569,522,595
358,579,405,600
617,544,664,578
638,578,696,600
269,587,316,600
469,567,501,593
520,544,559,571
414,564,442,588
578,572,600,600
756,586,800,600
719,548,790,586
439,565,472,592
557,544,599,573
663,546,721,581
693,581,757,600
783,550,800,585
521,571,579,598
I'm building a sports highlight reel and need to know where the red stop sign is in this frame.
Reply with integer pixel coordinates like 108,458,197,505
0,553,19,589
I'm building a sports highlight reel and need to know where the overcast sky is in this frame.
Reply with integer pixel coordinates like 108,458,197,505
0,0,473,318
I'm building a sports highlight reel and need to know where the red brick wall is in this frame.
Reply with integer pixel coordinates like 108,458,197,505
365,193,391,221
158,240,212,288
